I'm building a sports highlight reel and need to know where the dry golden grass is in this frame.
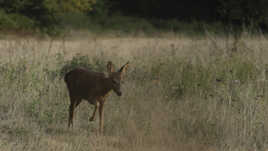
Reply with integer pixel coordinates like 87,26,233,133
0,32,268,151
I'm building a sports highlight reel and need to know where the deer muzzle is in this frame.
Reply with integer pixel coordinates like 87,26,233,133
113,88,122,96
115,90,122,96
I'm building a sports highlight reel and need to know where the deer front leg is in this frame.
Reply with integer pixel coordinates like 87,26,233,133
68,98,81,128
89,102,99,122
68,102,75,128
99,102,104,133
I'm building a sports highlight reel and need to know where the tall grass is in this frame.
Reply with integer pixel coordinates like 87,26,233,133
0,32,268,151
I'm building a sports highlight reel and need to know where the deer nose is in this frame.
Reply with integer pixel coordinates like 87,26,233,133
117,91,122,96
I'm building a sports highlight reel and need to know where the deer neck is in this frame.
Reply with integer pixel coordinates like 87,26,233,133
100,77,113,95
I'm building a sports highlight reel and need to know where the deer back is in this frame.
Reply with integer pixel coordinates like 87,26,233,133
64,68,113,100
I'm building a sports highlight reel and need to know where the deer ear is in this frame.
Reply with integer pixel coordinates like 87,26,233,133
118,61,129,75
107,61,115,73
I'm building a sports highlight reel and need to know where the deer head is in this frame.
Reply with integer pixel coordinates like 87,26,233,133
107,61,129,96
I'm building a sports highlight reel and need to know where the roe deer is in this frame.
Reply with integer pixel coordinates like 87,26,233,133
64,61,129,133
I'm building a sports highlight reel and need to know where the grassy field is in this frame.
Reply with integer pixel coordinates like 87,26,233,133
0,32,268,151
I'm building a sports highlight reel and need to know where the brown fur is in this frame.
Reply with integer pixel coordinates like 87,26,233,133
64,61,129,133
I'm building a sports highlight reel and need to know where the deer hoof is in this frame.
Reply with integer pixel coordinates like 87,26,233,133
89,117,95,122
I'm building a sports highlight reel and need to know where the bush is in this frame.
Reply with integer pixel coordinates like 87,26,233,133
0,0,95,31
45,53,107,81
0,10,35,30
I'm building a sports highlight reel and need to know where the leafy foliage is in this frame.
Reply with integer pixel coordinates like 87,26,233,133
44,0,95,12
0,0,96,30
45,53,106,81
0,10,34,30
217,0,268,25
0,0,267,32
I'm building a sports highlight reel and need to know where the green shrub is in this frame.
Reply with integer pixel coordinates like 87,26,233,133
45,53,107,81
0,10,35,30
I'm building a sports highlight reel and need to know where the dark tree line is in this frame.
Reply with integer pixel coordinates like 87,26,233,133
109,0,268,26
0,0,267,30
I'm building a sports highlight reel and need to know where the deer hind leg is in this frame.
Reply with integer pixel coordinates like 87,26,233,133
89,101,99,122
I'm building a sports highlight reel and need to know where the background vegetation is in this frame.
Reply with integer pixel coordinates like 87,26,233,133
1,0,268,151
0,0,268,34
0,32,268,151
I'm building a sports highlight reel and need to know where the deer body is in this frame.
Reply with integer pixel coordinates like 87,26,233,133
65,69,113,104
64,61,129,133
